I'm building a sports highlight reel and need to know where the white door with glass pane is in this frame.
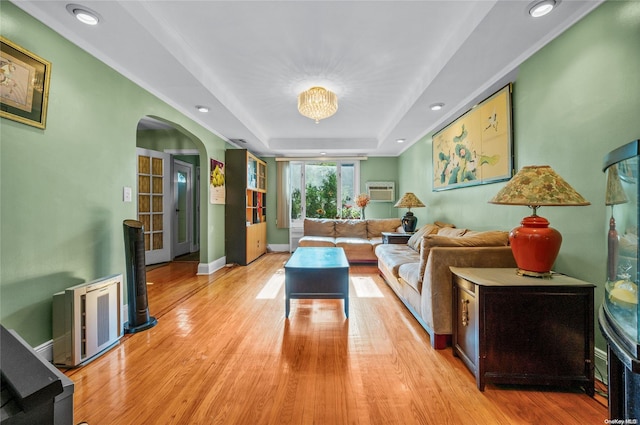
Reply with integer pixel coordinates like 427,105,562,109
173,159,193,257
137,148,171,265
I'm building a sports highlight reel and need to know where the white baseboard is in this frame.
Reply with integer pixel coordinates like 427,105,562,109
268,244,290,253
197,256,227,275
35,339,54,362
595,346,607,383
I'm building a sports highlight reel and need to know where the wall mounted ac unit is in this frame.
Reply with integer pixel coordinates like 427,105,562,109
366,181,395,202
53,274,124,367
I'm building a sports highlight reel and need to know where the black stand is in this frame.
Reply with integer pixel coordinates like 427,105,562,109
123,220,157,334
599,306,640,420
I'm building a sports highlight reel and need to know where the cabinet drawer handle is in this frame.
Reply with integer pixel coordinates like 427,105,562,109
461,299,469,327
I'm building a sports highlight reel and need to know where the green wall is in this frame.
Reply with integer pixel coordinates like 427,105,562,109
0,2,227,346
360,157,400,219
398,0,640,351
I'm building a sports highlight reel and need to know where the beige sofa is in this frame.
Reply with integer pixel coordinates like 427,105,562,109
375,223,516,349
298,218,402,263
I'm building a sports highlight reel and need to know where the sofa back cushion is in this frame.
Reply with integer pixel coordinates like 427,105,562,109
304,218,336,237
366,218,402,239
418,231,510,282
423,231,510,255
335,220,368,239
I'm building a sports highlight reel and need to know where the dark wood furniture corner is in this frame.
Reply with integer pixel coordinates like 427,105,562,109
381,232,412,244
450,267,595,395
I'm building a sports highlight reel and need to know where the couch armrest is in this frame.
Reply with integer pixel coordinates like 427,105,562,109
421,246,516,335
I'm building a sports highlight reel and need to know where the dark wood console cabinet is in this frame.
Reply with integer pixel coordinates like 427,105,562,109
451,267,595,395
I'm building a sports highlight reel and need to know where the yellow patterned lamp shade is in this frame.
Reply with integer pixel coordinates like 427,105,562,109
489,165,590,208
394,192,425,210
394,192,425,232
489,165,590,277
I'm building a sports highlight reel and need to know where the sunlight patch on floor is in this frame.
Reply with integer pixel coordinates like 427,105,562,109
256,269,285,299
352,276,384,298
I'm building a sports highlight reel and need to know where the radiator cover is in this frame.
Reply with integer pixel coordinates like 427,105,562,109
52,274,124,367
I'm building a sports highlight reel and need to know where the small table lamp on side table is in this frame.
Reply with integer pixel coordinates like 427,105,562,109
394,192,425,233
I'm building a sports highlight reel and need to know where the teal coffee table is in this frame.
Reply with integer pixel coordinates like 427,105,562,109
285,247,350,318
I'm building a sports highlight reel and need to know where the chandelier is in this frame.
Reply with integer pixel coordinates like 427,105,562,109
297,86,338,123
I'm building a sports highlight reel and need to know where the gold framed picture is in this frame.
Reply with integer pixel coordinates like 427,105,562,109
1,37,52,129
432,84,513,191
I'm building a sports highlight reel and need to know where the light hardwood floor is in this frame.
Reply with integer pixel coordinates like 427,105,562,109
65,252,608,424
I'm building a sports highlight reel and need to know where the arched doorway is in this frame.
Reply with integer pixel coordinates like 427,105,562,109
136,116,202,265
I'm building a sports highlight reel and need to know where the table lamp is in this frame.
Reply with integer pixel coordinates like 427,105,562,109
394,192,425,232
489,165,590,277
605,164,628,281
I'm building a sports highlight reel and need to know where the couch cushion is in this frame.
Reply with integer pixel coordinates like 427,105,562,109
304,219,336,237
336,237,374,258
407,224,440,252
375,244,420,277
366,218,402,239
398,262,422,293
298,236,336,247
437,227,467,237
335,220,367,239
335,237,372,248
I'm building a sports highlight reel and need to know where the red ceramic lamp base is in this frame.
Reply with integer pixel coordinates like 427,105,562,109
509,215,562,278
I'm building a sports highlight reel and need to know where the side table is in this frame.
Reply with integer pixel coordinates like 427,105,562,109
381,232,412,244
450,267,595,395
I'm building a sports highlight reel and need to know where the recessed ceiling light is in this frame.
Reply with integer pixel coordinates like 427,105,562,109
320,152,327,156
396,139,406,144
196,105,209,113
430,103,444,111
529,0,556,18
66,4,101,25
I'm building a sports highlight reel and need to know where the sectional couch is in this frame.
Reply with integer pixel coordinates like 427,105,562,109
298,218,402,262
375,222,517,349
297,218,516,350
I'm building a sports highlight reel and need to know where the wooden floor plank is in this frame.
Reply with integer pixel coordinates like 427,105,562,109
65,252,607,424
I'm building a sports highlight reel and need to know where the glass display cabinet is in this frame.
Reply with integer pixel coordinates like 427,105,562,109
600,139,640,420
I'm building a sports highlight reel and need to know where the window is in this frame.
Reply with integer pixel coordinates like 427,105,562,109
290,161,361,224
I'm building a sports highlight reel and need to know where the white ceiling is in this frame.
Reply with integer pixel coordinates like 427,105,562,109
14,0,603,157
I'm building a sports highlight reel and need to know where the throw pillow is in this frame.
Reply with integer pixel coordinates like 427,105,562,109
407,224,439,252
437,227,467,237
434,221,455,229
